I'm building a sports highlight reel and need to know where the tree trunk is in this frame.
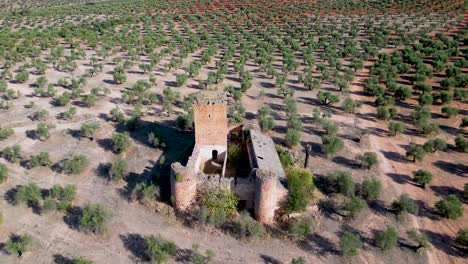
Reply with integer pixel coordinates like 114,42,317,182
304,144,311,168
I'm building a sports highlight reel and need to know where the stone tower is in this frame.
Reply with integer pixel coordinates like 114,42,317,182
193,91,228,147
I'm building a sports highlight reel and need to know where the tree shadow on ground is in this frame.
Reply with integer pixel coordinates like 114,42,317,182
368,200,391,217
260,254,282,264
421,229,468,257
430,185,464,199
380,150,411,164
386,172,411,185
117,120,194,202
298,233,339,256
119,233,147,262
53,254,74,264
332,156,360,169
63,206,82,231
433,160,467,177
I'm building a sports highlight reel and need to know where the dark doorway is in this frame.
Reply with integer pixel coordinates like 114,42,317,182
212,150,218,160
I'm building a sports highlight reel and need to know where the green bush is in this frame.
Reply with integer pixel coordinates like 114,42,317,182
285,167,315,212
391,194,418,216
340,231,362,256
227,144,242,167
62,155,89,175
0,163,8,184
435,195,463,219
80,122,100,139
15,183,41,205
375,226,398,251
356,152,378,169
276,146,293,169
288,216,315,240
285,128,301,147
330,170,355,196
388,121,405,136
405,143,425,162
30,152,52,168
49,184,77,210
79,204,111,234
361,177,381,201
422,138,447,153
109,158,128,181
199,187,239,226
441,106,459,118
455,135,467,153
342,196,368,218
191,243,215,264
112,132,131,153
144,235,177,264
455,228,468,246
72,256,93,264
133,182,158,205
258,105,275,131
321,135,344,158
234,212,266,238
5,234,32,257
407,229,431,253
2,144,22,163
412,170,432,189
0,126,14,140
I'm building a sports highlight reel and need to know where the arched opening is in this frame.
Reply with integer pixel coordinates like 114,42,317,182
212,149,218,161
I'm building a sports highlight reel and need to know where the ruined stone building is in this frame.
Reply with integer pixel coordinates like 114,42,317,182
170,91,287,224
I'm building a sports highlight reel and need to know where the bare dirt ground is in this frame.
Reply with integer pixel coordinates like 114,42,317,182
0,8,466,264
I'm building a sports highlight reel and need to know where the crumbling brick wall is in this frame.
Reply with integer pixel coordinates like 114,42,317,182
170,162,198,210
254,169,278,224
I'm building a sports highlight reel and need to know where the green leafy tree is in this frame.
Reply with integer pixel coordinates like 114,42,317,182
285,128,301,147
330,170,355,196
340,231,362,256
321,135,344,158
5,234,32,257
2,145,22,163
0,126,14,140
144,235,177,264
342,196,368,218
62,155,89,175
361,177,382,201
455,228,468,246
406,143,425,162
391,194,418,216
318,91,339,105
257,106,275,132
356,152,378,169
435,195,463,219
80,122,99,140
0,163,8,184
79,204,111,234
15,183,41,205
109,158,128,182
388,121,405,136
289,216,315,240
375,226,398,251
455,135,467,153
412,170,433,189
441,106,459,118
285,168,315,212
112,132,131,153
199,187,238,226
30,152,52,168
407,229,431,253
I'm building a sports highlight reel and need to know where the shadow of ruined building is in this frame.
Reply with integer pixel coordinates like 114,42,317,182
170,91,287,224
